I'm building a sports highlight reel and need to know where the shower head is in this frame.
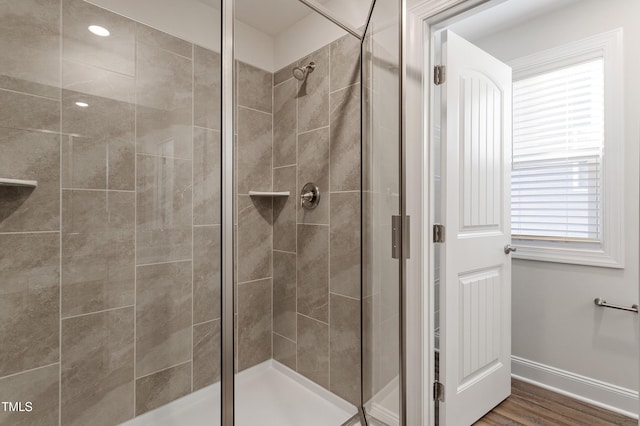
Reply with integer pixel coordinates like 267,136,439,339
292,62,315,81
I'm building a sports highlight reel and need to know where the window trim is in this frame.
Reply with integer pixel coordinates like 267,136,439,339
508,28,624,268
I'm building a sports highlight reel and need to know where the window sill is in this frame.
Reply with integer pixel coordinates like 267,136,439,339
511,242,624,269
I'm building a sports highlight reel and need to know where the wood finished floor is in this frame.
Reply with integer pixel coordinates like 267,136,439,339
474,379,636,426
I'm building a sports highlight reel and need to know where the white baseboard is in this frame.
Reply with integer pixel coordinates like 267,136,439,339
511,355,639,419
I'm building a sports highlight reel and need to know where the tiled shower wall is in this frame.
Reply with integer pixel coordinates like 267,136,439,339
232,33,361,405
270,35,362,405
0,0,221,424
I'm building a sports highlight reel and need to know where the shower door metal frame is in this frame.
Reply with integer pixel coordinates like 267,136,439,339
221,0,235,424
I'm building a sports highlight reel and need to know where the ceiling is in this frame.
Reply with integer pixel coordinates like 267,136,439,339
448,0,581,41
196,0,334,36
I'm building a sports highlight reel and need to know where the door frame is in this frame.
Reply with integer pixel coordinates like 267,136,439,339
405,1,503,425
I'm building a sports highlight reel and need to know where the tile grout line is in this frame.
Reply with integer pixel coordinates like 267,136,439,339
133,22,138,418
61,305,135,321
191,41,195,394
58,1,63,422
0,362,60,382
135,360,192,381
237,104,272,116
237,276,273,286
298,312,329,327
297,124,330,137
137,259,192,268
328,41,332,393
272,331,296,345
270,75,279,360
295,57,299,373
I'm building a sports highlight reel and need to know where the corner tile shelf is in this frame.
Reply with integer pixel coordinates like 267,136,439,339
248,191,290,197
0,178,38,188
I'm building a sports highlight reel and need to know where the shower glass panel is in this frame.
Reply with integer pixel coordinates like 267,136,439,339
362,0,404,424
0,0,222,425
232,0,366,424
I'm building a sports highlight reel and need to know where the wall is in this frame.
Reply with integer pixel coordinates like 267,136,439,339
273,0,370,70
270,33,362,405
471,0,639,413
0,0,221,423
234,60,274,372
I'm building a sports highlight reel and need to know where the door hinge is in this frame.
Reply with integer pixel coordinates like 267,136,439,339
392,216,410,259
433,381,445,402
433,224,445,243
434,65,446,85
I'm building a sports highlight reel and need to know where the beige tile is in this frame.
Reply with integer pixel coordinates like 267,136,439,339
193,127,221,226
61,89,135,190
297,225,329,323
273,251,296,340
193,320,221,391
237,278,272,371
273,333,296,371
273,79,297,167
0,89,59,133
237,107,272,194
330,84,361,192
62,60,135,104
135,362,191,416
62,0,136,75
136,23,192,58
136,261,192,377
136,43,193,159
273,165,296,253
136,155,192,265
330,34,361,91
0,233,59,377
297,127,329,224
61,307,134,426
194,46,221,131
330,192,360,299
329,294,361,405
61,191,135,317
193,226,221,324
237,195,272,283
274,62,295,87
238,62,272,113
297,46,329,133
297,314,329,389
0,128,59,232
0,0,60,99
0,364,59,426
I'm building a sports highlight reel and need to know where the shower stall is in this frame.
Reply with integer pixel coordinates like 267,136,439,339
0,0,406,424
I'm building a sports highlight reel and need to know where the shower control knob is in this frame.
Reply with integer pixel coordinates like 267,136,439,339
300,183,320,210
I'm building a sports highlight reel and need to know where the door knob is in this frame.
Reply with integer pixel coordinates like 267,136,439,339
504,244,517,254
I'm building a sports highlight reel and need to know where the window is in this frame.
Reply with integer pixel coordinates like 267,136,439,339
508,29,624,268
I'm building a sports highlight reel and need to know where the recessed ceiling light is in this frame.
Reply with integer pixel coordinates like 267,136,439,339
75,101,89,108
88,25,110,37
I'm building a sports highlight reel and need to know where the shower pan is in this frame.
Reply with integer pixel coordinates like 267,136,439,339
0,0,407,425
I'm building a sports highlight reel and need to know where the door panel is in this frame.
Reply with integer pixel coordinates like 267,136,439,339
439,30,512,426
362,0,404,425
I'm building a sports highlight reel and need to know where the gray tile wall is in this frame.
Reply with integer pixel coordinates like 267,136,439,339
235,61,274,372
271,34,362,405
0,0,221,424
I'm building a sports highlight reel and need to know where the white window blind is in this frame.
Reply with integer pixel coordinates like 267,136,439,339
511,58,604,242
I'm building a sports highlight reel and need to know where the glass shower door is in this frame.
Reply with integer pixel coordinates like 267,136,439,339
362,0,405,424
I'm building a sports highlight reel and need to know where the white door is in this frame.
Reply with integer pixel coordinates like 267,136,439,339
438,30,513,426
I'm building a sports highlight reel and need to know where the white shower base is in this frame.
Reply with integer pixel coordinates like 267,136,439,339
123,360,357,426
